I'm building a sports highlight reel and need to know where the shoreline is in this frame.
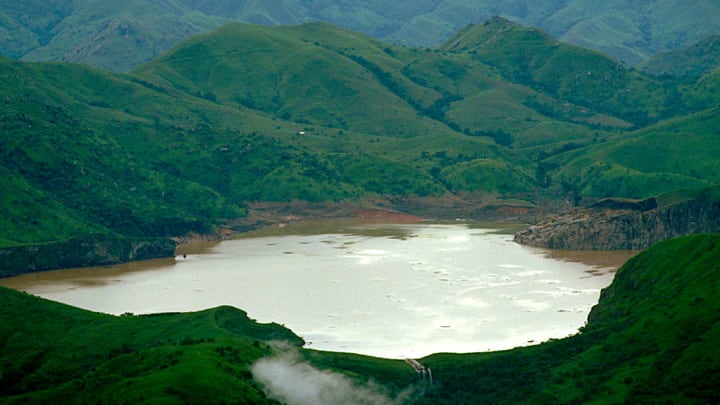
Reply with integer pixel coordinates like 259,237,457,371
1,196,549,277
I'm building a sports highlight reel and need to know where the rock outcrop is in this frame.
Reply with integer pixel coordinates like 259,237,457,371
514,188,720,250
0,234,176,277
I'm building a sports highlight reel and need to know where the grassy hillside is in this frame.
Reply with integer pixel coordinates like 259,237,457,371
639,35,720,78
683,68,720,111
2,20,720,252
132,22,456,138
0,58,246,245
2,234,718,402
441,17,670,126
546,106,720,200
0,286,305,403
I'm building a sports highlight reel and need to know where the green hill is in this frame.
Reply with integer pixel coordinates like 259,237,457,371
0,286,306,403
2,233,718,403
441,17,670,126
545,107,720,200
683,67,720,111
132,22,455,138
548,0,720,66
2,0,226,72
0,57,246,245
639,35,720,78
2,21,719,272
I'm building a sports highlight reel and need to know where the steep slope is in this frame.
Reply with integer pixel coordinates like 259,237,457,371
0,58,245,245
546,233,720,403
515,187,720,250
441,17,670,126
418,233,720,403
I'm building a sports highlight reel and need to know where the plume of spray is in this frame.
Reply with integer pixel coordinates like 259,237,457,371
251,342,410,405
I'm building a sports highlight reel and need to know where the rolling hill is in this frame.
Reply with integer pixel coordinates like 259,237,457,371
546,106,720,199
639,34,720,78
1,21,719,272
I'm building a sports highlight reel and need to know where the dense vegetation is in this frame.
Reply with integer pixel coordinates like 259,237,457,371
1,20,719,254
2,234,718,403
3,0,720,71
0,287,307,403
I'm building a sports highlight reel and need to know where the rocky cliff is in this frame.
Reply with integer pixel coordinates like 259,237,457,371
514,188,720,250
0,234,176,277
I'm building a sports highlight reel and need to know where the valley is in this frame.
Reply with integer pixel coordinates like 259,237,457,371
2,19,719,272
1,8,719,404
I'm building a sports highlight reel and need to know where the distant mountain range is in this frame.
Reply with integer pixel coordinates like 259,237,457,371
3,0,720,71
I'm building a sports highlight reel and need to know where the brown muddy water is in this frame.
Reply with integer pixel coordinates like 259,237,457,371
1,221,636,358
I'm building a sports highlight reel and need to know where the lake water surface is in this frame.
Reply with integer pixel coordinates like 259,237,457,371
1,222,635,358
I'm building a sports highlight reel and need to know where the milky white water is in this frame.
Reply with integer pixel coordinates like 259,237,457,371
1,223,634,359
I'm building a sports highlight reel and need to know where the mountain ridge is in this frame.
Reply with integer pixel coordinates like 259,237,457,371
4,1,720,71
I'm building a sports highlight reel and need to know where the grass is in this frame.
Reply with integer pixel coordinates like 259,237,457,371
0,289,302,403
639,35,720,77
548,107,720,199
441,17,671,126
